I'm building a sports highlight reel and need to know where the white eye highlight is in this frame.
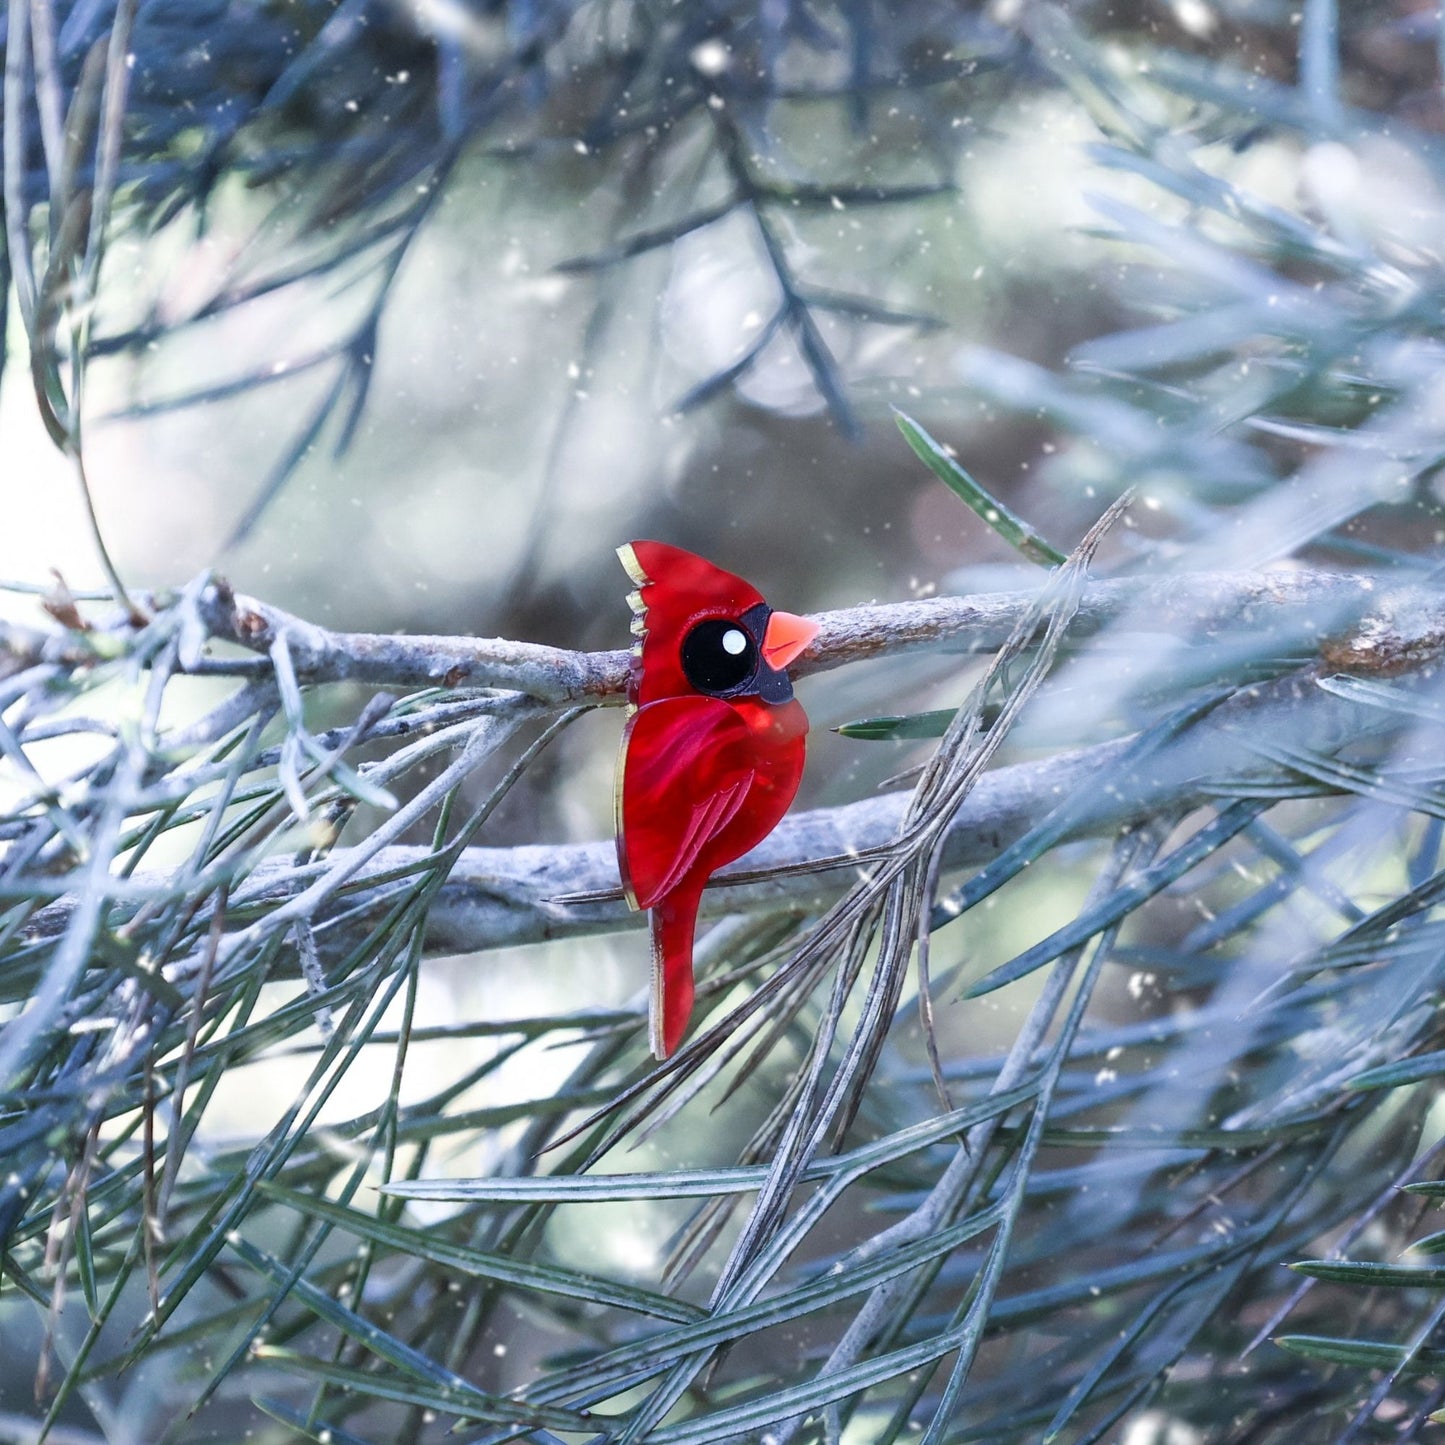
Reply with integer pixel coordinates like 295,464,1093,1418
722,629,747,655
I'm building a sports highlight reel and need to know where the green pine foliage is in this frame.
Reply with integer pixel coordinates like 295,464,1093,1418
6,3,1445,1443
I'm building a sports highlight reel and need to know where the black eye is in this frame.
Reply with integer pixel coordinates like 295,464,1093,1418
681,618,758,695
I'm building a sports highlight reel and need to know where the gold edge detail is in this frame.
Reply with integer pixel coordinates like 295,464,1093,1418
614,718,642,912
649,922,666,1059
616,542,649,588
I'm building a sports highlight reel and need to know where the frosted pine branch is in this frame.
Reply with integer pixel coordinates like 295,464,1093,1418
18,660,1410,962
193,568,1418,702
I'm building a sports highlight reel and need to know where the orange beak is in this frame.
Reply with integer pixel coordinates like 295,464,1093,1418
761,610,820,671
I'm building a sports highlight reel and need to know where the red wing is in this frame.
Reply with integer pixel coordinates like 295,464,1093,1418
616,697,756,910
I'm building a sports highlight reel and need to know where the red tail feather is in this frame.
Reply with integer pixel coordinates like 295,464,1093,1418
650,881,702,1059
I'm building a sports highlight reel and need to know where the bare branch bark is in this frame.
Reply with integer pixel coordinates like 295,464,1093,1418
8,565,1439,971
191,568,1418,703
20,661,1401,963
410,664,1406,955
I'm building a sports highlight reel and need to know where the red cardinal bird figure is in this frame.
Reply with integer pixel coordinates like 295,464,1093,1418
615,541,819,1059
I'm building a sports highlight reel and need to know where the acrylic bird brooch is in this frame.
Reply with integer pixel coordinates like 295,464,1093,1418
614,541,819,1059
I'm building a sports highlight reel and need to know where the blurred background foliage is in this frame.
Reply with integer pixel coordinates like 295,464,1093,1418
8,0,1445,1441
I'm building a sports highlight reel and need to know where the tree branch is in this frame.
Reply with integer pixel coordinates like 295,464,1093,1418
362,664,1415,957
19,661,1406,963
9,565,1441,971
192,568,1417,703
